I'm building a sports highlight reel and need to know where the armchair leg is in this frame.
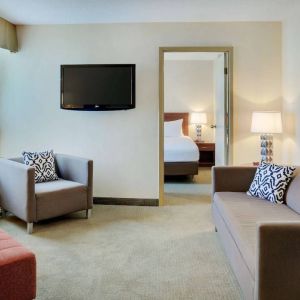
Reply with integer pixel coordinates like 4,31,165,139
27,223,33,234
86,209,92,219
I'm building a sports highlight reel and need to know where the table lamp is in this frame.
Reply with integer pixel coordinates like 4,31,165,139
190,112,207,142
251,111,282,163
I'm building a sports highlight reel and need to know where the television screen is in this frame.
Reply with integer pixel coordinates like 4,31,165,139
61,64,135,110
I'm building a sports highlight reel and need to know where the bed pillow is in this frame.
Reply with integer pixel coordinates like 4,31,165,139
164,119,183,137
246,162,295,204
22,150,59,183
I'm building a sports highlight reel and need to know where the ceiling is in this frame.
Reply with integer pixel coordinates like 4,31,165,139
0,0,297,25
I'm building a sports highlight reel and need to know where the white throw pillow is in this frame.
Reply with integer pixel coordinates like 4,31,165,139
22,150,59,183
247,162,296,204
164,119,183,137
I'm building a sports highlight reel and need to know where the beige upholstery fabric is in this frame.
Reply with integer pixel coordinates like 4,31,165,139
212,166,300,300
256,222,300,300
35,179,84,194
35,179,87,221
214,192,300,277
286,175,300,213
212,205,255,299
55,154,93,209
212,166,257,195
0,154,93,226
0,159,35,222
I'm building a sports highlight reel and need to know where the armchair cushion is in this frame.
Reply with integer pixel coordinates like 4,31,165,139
35,179,87,221
22,150,59,183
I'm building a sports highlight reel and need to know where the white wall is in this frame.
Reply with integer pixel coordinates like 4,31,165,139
0,22,282,199
282,9,300,165
164,60,215,142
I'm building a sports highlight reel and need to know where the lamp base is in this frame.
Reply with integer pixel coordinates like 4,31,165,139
260,134,273,163
195,124,203,142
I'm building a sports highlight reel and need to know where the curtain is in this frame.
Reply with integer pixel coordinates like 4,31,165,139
0,17,18,52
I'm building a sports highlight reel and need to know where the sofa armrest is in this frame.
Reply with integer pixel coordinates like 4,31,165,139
0,159,35,222
212,166,257,194
55,154,93,208
256,222,300,300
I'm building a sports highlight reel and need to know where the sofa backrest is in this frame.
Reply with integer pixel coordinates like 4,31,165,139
286,167,300,213
9,157,24,164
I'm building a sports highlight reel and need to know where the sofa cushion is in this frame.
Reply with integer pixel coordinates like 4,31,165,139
213,192,300,277
35,179,87,221
247,162,295,204
22,150,59,183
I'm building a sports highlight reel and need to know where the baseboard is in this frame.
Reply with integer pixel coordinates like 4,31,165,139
93,197,159,206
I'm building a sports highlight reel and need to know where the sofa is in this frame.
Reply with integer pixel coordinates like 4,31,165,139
0,154,93,233
212,166,300,300
0,229,36,299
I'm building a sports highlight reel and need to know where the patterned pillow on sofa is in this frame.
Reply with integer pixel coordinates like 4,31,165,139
22,150,59,183
247,162,296,204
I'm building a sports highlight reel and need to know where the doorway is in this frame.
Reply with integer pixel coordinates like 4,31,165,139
159,47,233,205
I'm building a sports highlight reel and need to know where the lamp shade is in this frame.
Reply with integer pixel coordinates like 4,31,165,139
190,112,207,124
251,111,282,134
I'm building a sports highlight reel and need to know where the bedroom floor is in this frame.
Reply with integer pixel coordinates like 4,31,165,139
164,167,212,195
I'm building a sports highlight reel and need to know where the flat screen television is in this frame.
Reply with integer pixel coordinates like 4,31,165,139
60,64,135,110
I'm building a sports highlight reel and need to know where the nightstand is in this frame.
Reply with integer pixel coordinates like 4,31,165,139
195,142,215,167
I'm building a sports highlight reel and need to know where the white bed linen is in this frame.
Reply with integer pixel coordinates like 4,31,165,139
164,136,199,162
164,119,183,137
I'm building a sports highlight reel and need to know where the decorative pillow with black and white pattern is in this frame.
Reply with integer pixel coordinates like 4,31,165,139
247,162,296,204
22,150,59,183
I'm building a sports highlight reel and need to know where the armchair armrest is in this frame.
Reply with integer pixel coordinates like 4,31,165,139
0,159,35,222
212,166,257,195
55,154,93,208
256,222,300,300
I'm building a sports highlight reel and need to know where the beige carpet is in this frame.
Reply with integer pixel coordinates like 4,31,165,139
0,172,241,299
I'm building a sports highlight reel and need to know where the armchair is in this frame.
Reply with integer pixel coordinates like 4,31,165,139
0,154,93,234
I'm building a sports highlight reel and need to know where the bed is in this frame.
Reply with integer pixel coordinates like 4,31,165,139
164,113,199,176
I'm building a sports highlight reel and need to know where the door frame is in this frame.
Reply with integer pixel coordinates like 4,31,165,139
159,46,233,206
